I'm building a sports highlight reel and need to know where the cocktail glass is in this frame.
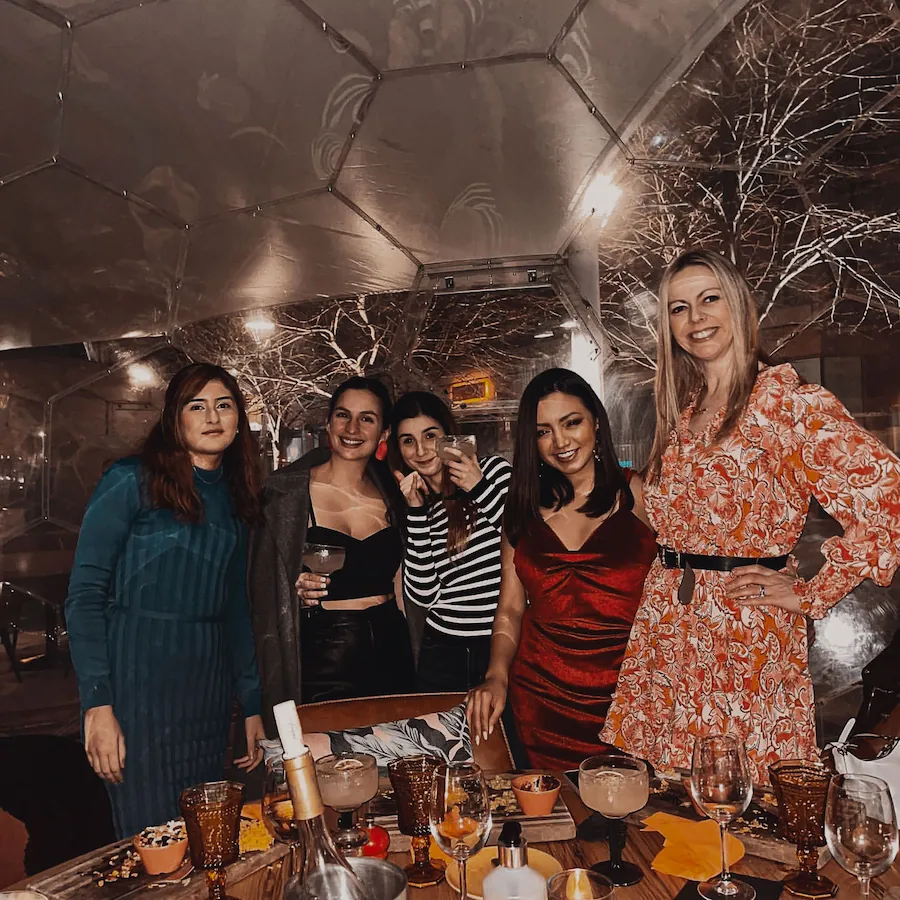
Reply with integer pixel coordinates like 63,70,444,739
315,752,379,853
301,543,346,577
579,753,650,886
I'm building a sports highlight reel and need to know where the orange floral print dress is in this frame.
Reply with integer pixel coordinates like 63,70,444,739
601,365,900,783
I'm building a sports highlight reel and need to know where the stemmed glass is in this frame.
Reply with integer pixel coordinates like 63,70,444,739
825,774,898,900
315,752,379,853
301,543,346,615
690,735,755,900
388,755,446,887
579,753,650,885
262,758,300,866
429,762,492,900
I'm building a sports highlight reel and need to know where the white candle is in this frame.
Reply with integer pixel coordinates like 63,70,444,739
273,700,306,760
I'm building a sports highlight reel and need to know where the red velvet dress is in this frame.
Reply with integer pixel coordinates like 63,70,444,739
508,503,656,770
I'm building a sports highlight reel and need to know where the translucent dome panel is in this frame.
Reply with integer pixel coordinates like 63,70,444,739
303,0,572,70
0,5,62,179
558,0,733,131
0,166,181,349
64,0,372,220
178,192,419,324
338,62,610,261
47,345,190,526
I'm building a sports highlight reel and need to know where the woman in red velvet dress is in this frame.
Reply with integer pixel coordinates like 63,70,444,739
467,369,657,770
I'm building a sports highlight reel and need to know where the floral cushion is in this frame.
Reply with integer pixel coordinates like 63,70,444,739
304,702,472,770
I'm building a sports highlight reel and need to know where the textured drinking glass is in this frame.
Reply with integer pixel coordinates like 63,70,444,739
690,735,755,900
825,774,898,900
388,755,446,888
429,763,491,900
769,761,836,898
579,753,649,886
180,781,245,900
547,869,615,900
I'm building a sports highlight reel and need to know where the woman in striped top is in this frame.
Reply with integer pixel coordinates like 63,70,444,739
389,392,512,693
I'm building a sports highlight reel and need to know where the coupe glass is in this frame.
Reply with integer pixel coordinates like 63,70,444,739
429,762,492,900
690,735,755,900
769,760,836,898
262,758,300,866
825,774,898,900
388,755,446,887
315,752,379,853
301,543,347,576
579,753,650,885
180,781,245,900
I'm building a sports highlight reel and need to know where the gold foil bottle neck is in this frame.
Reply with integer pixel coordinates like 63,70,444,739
284,752,325,820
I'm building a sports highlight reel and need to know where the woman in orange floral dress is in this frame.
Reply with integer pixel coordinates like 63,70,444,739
601,249,900,784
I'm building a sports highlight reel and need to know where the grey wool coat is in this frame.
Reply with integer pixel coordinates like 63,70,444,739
248,446,425,734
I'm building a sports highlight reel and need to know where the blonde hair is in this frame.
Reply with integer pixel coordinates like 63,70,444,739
645,249,760,480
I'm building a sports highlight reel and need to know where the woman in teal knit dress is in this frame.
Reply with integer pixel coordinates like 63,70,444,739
66,363,265,837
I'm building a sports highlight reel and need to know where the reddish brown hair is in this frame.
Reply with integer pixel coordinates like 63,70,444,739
140,363,261,524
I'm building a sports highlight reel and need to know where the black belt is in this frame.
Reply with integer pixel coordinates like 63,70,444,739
658,546,789,605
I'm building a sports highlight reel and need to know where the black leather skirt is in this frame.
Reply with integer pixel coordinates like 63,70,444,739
300,601,415,704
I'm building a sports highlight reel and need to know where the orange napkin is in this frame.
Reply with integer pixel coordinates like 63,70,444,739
642,812,745,881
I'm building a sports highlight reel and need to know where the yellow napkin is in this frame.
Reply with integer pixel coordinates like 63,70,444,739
642,812,745,881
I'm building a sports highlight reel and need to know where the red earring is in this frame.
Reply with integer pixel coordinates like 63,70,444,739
375,439,388,461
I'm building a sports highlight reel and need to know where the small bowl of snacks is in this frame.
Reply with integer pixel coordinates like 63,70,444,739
511,774,561,817
134,819,189,875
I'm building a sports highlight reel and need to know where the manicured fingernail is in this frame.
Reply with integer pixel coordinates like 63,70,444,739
474,735,480,746
483,731,488,741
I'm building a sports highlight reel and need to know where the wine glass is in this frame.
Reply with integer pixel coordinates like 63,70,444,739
429,762,492,900
825,774,898,900
579,753,650,885
262,758,300,866
315,752,379,853
690,735,755,900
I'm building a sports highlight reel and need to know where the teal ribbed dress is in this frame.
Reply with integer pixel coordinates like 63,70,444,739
66,458,262,838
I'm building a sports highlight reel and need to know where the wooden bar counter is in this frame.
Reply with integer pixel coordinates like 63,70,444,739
13,781,899,900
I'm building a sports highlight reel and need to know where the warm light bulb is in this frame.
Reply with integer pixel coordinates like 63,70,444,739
244,316,277,339
128,363,156,386
581,174,622,223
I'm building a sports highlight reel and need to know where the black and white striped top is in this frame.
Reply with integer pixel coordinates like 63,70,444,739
403,455,513,638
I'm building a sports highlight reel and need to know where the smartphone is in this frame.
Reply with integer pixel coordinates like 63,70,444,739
435,434,477,461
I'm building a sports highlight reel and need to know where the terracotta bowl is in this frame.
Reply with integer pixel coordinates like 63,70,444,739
133,835,188,875
511,774,561,817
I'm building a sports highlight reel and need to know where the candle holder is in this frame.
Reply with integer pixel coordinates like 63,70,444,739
180,781,245,900
769,761,837,899
388,756,446,888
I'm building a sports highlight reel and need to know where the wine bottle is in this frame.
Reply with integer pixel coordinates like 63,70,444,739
273,701,370,900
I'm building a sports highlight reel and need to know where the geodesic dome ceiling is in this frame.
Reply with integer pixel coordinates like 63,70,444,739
0,0,751,349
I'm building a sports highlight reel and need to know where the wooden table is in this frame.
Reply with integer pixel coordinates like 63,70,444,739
12,782,900,900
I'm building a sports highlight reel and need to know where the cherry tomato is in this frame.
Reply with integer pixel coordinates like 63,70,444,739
361,824,390,859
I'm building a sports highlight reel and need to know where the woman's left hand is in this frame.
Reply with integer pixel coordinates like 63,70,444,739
444,448,483,492
235,714,265,771
726,558,802,614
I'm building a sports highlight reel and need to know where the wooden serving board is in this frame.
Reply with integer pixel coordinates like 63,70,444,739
371,771,576,853
562,771,830,869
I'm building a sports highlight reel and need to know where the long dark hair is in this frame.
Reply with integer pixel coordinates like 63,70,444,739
327,375,406,533
504,368,629,547
388,391,478,555
141,363,261,525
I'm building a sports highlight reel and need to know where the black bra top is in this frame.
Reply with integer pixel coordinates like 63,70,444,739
306,502,403,601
